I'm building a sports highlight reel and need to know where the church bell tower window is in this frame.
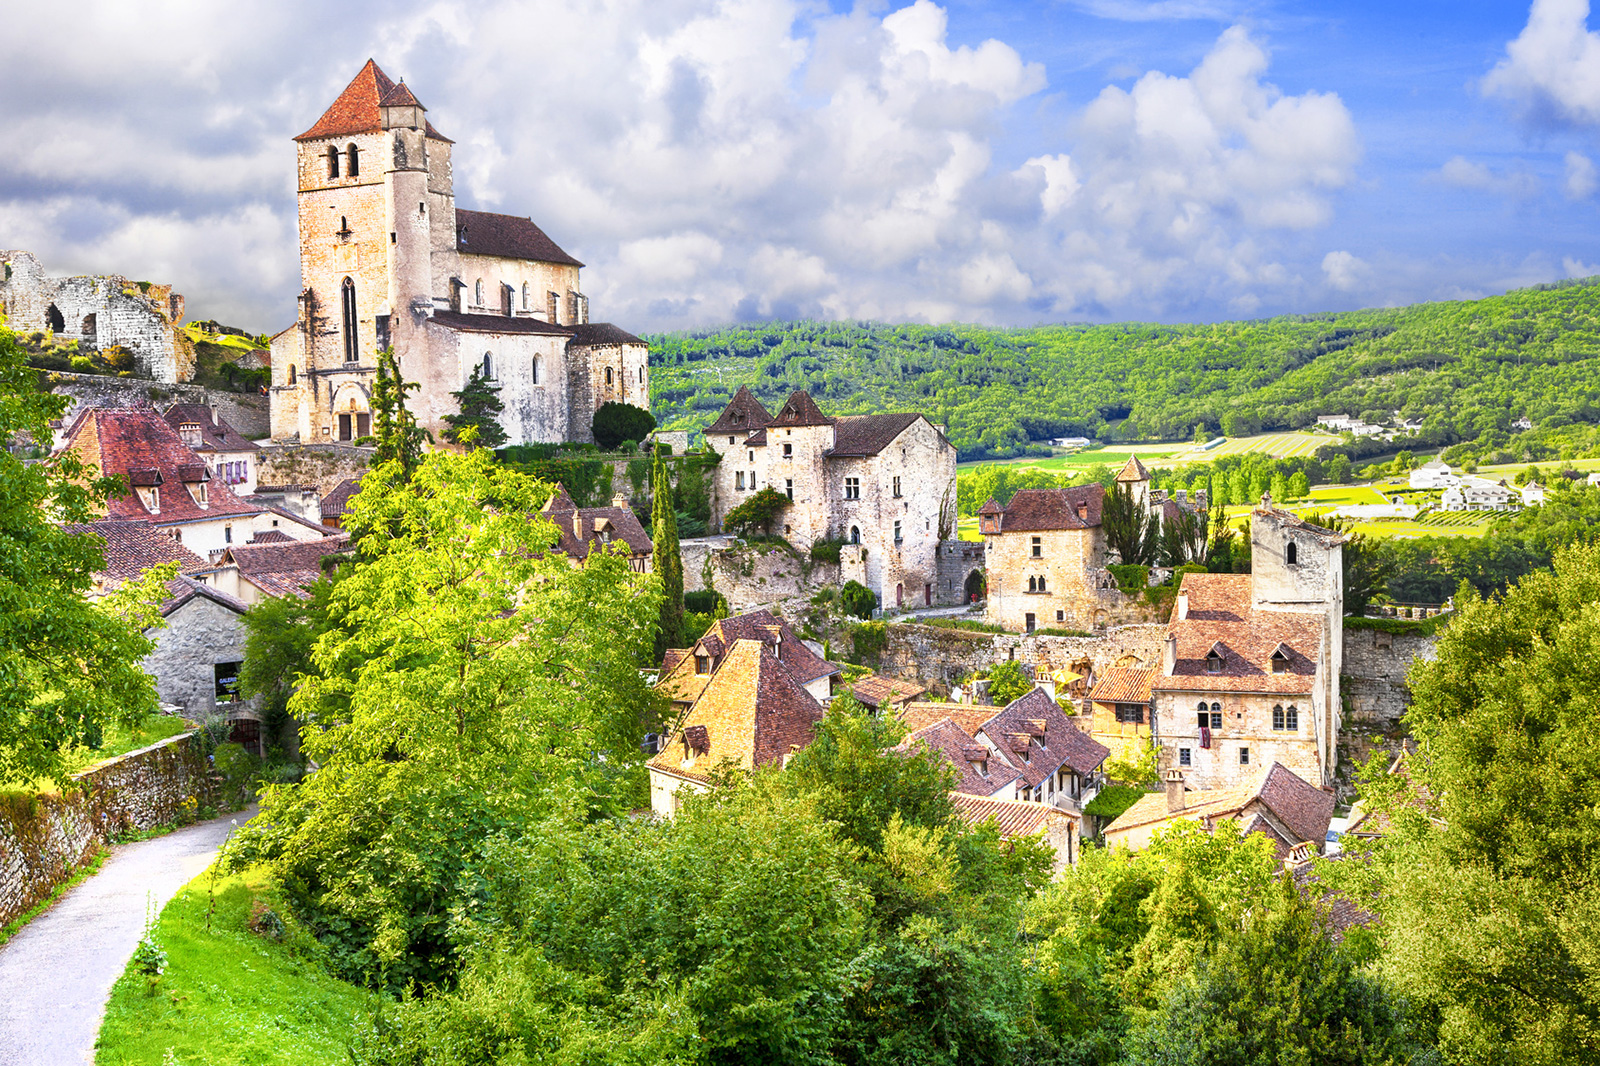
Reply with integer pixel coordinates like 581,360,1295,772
326,146,340,179
346,143,360,177
341,277,358,363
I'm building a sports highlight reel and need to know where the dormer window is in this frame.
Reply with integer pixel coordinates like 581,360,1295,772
695,654,711,675
1271,645,1292,673
1205,648,1224,674
194,482,208,507
145,486,160,513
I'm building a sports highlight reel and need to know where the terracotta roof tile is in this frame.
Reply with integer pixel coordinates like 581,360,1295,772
538,484,652,560
160,575,250,618
1104,761,1332,846
248,530,294,544
978,688,1110,786
63,408,262,526
68,519,209,581
692,609,836,686
456,209,582,267
321,476,363,521
851,674,927,709
1115,455,1150,482
706,386,773,436
949,792,1077,838
567,323,644,346
223,535,351,598
899,702,994,737
829,414,920,456
431,310,575,336
897,718,1020,797
1157,573,1323,694
161,404,259,453
768,390,833,428
1256,760,1336,845
1089,665,1157,704
994,484,1104,532
295,60,452,143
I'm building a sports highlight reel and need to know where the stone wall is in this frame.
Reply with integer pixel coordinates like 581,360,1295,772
1333,624,1441,801
255,443,372,496
46,372,269,441
0,732,211,928
683,537,842,614
880,622,1168,691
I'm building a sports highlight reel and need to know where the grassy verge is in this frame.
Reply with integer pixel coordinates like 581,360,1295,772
0,847,108,949
95,865,375,1066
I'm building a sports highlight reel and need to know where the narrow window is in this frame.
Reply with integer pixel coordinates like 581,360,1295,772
893,520,902,543
1273,704,1285,730
785,479,793,500
475,279,485,306
639,365,646,383
783,443,793,458
1206,650,1224,674
1038,575,1047,592
845,477,860,499
223,522,231,543
341,277,358,362
893,475,902,497
748,469,755,488
605,367,614,386
1239,746,1250,765
522,282,530,310
1285,705,1298,731
532,357,540,385
696,655,710,675
1179,747,1192,766
1028,576,1037,592
1286,541,1298,565
482,352,494,380
326,146,340,179
1031,536,1041,558
850,525,860,544
346,144,360,177
1056,609,1065,621
1211,704,1222,729
736,471,745,490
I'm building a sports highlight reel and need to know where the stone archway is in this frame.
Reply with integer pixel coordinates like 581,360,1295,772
964,568,986,603
330,382,372,442
46,303,64,333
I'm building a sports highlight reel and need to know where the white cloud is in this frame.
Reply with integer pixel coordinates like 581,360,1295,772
1484,0,1600,127
1565,255,1600,276
1321,250,1369,292
1565,151,1599,198
1435,156,1540,199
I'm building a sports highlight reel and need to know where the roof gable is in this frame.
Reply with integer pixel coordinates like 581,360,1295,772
64,408,262,525
769,390,833,428
898,717,1020,797
1115,455,1150,482
295,60,452,143
978,688,1110,785
456,209,582,267
706,386,773,436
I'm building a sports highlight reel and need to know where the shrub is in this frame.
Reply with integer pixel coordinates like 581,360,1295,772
850,621,888,666
1083,784,1147,822
987,659,1033,704
809,538,845,563
840,580,877,620
591,402,656,450
1108,563,1151,594
684,589,726,614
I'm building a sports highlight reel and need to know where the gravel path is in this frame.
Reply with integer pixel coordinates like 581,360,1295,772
0,807,254,1066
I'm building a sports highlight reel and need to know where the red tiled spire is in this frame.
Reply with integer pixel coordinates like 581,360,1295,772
295,60,451,143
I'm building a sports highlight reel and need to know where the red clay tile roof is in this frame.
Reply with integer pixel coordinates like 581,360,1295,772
539,484,652,560
978,688,1110,785
567,323,644,346
829,414,921,456
693,609,836,686
768,390,834,428
248,530,294,544
1115,455,1150,482
161,404,259,453
661,648,690,675
295,60,452,143
949,792,1077,838
851,674,927,709
1104,761,1332,846
68,519,210,581
706,386,773,436
1255,760,1337,845
160,575,250,618
377,79,423,108
1156,573,1323,694
321,476,363,521
223,535,352,599
1239,812,1294,861
899,702,994,737
63,408,262,526
993,484,1104,532
648,638,825,779
897,718,1020,797
1088,665,1157,705
456,209,582,267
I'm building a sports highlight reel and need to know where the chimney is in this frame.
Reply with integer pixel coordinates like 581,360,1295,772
1164,769,1186,812
1164,633,1177,674
1195,489,1208,507
1177,593,1188,620
611,491,629,508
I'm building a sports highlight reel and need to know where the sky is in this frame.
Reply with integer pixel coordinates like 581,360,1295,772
2,0,1598,332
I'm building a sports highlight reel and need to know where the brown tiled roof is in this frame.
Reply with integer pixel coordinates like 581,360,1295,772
161,404,260,454
63,408,262,526
431,310,574,336
248,530,294,544
647,638,825,779
377,80,423,108
68,519,209,581
1162,497,1202,523
321,476,363,521
829,414,921,456
1156,573,1323,694
1088,665,1156,705
949,793,1077,838
978,498,1003,517
993,484,1104,532
295,59,452,142
1255,761,1336,845
567,323,644,346
1104,761,1331,846
1239,812,1294,861
851,674,927,709
456,209,582,267
160,575,250,618
1115,455,1150,482
899,702,993,737
768,390,834,428
656,649,715,706
897,718,1019,797
693,609,836,686
661,648,690,674
978,688,1110,786
539,483,652,560
706,386,773,436
1293,856,1378,943
251,502,342,537
223,535,352,599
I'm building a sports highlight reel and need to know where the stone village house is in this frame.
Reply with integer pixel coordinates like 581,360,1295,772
703,386,974,612
1103,761,1334,859
269,60,650,448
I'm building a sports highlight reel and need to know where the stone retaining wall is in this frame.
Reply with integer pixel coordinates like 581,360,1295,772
46,372,268,439
255,443,373,496
882,622,1169,691
0,732,210,928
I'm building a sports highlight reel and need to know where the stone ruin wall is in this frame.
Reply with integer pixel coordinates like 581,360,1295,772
1,250,195,383
0,732,212,928
1334,625,1440,800
880,622,1170,693
47,373,270,441
255,443,374,496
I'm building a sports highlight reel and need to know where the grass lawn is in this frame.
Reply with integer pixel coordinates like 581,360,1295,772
4,712,189,795
96,865,375,1066
1303,484,1390,507
957,515,983,542
180,325,262,352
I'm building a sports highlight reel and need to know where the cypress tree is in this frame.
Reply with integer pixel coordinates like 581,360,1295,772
651,450,685,653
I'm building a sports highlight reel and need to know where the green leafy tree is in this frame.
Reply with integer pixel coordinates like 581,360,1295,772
228,448,665,989
441,367,507,450
987,659,1033,704
651,450,685,653
1288,471,1310,499
1103,480,1158,565
0,325,172,784
723,485,789,537
840,579,877,619
369,346,431,480
1327,453,1353,484
591,401,656,451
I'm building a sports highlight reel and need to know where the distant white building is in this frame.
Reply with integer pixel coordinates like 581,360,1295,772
1051,436,1093,449
1441,476,1518,512
1521,481,1547,507
1513,417,1534,431
1410,461,1459,490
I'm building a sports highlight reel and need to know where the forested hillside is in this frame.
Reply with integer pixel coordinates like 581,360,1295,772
645,277,1600,460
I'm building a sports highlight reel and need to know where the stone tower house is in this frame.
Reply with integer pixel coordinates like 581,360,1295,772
270,61,649,447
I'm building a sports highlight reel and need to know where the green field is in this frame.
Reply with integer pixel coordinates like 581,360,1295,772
1186,431,1329,461
956,432,1338,475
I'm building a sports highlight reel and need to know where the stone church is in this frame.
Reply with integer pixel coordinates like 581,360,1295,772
270,61,649,447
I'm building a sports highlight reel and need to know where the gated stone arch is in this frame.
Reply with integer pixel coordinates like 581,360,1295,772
963,568,985,602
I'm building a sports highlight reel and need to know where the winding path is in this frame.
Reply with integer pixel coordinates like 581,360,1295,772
0,807,253,1066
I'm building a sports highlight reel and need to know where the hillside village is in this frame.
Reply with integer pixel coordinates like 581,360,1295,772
4,43,1599,1066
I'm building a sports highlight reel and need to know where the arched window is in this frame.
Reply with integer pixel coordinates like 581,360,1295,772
522,283,530,310
532,356,540,385
1286,541,1298,565
605,366,614,386
46,303,64,333
482,352,494,380
326,146,340,179
340,277,358,362
1210,702,1221,714
1028,576,1037,592
1284,705,1298,731
639,365,646,383
287,364,297,385
346,143,360,177
1273,704,1285,730
475,279,484,306
850,525,860,544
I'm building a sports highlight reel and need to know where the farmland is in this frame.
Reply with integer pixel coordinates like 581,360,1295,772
954,431,1340,475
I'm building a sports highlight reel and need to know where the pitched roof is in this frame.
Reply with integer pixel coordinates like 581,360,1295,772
899,702,994,738
543,502,653,561
377,79,423,108
829,414,922,456
949,793,1077,838
1156,573,1323,694
1115,455,1150,482
768,390,834,428
63,407,262,525
321,476,363,522
897,718,1020,797
223,535,352,599
430,310,575,336
694,609,836,685
248,530,294,544
567,322,644,346
851,674,927,709
455,209,582,267
1089,665,1157,705
991,484,1104,532
705,386,773,436
68,519,210,581
295,60,452,142
1104,761,1332,846
160,575,251,618
978,688,1110,787
161,404,260,454
647,639,825,781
